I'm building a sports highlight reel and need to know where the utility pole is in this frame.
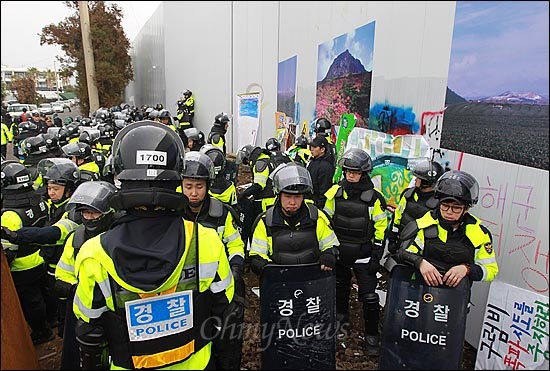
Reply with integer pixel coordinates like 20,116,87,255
78,1,99,116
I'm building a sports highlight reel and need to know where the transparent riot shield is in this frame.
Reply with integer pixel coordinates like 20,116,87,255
260,263,336,370
379,264,470,370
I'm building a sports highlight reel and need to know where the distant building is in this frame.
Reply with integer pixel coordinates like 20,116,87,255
1,64,69,98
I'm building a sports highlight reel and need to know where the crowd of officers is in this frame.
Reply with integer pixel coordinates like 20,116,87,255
1,96,499,369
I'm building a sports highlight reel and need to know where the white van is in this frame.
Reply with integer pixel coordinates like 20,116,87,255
7,103,38,119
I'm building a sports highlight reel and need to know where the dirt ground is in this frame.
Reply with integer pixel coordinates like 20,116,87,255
34,163,477,370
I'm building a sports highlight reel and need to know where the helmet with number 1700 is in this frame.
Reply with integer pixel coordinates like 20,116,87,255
111,120,185,182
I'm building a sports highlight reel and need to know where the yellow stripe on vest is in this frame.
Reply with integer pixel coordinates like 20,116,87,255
132,340,195,369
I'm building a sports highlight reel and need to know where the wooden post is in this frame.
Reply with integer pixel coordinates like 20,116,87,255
1,250,41,369
78,1,100,116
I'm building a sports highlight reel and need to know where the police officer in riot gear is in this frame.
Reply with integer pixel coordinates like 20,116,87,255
183,127,206,152
179,151,246,370
176,90,195,131
265,137,292,167
323,148,388,355
208,112,231,154
387,159,445,254
286,134,312,167
394,170,499,286
1,160,52,344
71,121,235,370
62,141,101,182
55,181,118,369
249,162,339,273
200,144,238,206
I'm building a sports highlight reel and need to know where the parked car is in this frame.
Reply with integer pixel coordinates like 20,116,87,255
51,103,64,113
39,103,54,115
7,103,38,119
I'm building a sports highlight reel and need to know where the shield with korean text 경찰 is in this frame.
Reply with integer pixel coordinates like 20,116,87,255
260,263,336,370
379,264,470,370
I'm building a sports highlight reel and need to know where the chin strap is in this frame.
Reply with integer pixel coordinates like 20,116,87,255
109,187,188,211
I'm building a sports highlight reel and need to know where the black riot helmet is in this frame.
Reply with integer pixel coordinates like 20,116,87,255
66,181,117,214
236,144,261,166
313,117,331,134
200,144,226,175
158,109,172,123
62,141,93,161
338,148,373,173
213,112,231,128
412,159,445,188
295,135,310,148
78,129,101,146
67,180,117,235
1,160,33,191
265,137,281,152
21,135,49,157
39,133,59,152
38,157,80,192
111,120,185,182
183,127,206,150
182,151,215,183
272,162,313,195
433,170,479,207
182,90,192,99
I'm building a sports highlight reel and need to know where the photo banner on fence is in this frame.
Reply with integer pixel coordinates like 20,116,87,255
237,92,261,150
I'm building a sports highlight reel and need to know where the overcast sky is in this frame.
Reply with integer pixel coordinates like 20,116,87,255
1,1,161,70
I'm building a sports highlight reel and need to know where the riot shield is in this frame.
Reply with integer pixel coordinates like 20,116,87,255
379,264,470,370
260,263,336,370
222,158,239,184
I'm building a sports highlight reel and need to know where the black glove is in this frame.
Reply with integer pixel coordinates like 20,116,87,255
230,263,245,300
1,226,19,244
368,240,384,274
319,249,336,269
387,230,399,254
249,255,268,275
395,248,423,269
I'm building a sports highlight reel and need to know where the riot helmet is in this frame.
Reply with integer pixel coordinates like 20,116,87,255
412,159,445,187
272,162,313,195
21,135,49,157
66,181,117,214
313,117,331,134
38,157,80,191
236,144,261,166
295,135,310,149
158,109,172,124
62,141,93,161
183,127,205,150
200,144,226,175
338,148,373,173
67,181,117,235
155,103,164,111
40,133,60,152
111,120,185,181
1,160,33,191
78,129,101,146
148,109,160,121
433,170,479,207
182,90,192,99
213,112,231,128
183,151,215,183
265,137,281,152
